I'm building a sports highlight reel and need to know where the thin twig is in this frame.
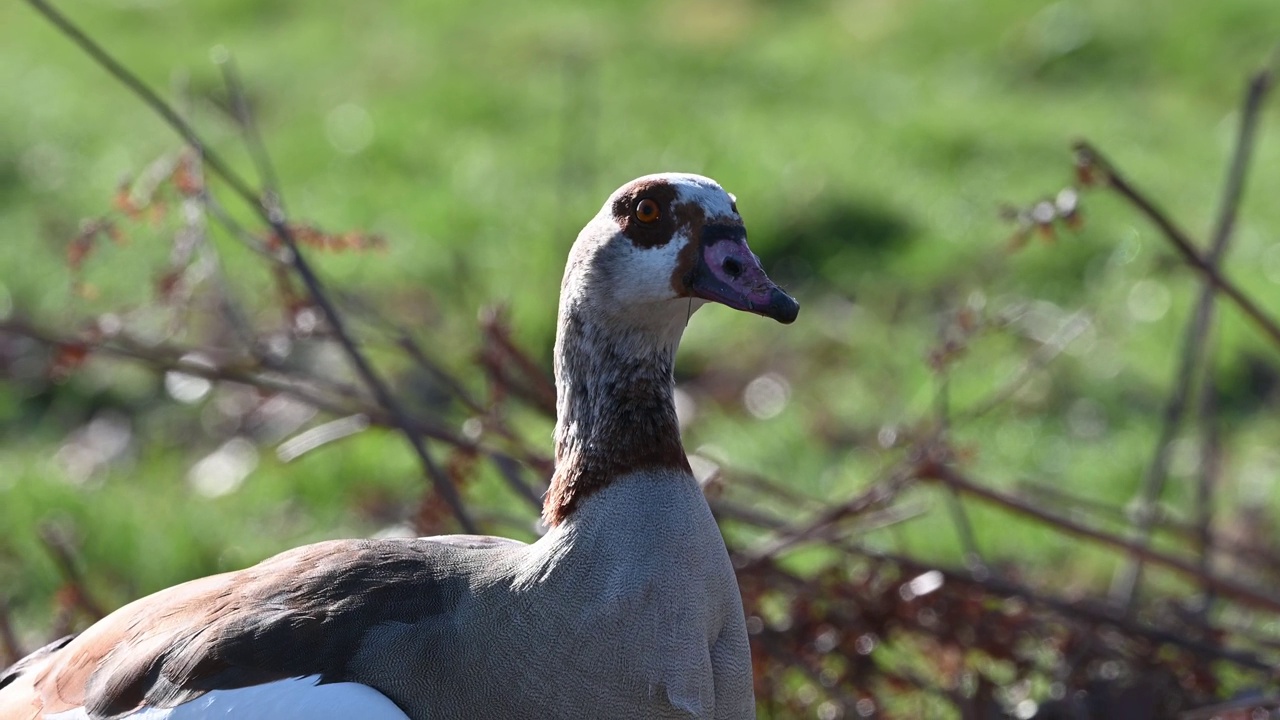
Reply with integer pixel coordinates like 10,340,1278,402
957,310,1091,422
325,292,555,469
921,463,1280,615
276,414,372,463
934,357,988,575
718,468,826,510
1,317,559,526
751,631,867,712
24,0,476,532
215,49,285,216
181,149,276,366
1018,478,1280,582
743,531,1277,675
735,462,918,567
38,524,107,622
1180,695,1280,720
853,547,1276,674
1194,338,1222,620
478,310,558,417
489,452,545,511
0,598,22,667
1019,480,1153,527
0,317,491,455
1073,140,1280,350
1109,57,1276,609
393,331,490,419
716,496,928,551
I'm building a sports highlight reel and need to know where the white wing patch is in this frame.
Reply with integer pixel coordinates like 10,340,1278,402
45,677,409,720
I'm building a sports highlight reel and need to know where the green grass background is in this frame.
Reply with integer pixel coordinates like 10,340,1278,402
2,0,1280,658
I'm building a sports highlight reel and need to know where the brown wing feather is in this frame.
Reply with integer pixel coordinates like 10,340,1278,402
0,536,511,718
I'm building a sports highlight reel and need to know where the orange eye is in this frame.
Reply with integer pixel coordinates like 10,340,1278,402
635,198,660,223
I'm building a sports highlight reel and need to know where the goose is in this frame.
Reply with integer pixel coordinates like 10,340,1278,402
0,172,799,720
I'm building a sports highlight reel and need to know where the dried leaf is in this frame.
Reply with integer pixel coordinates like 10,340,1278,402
170,152,204,196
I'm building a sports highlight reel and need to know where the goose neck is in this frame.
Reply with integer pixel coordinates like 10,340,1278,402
543,305,691,525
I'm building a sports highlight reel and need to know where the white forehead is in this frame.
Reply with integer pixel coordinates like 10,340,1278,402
609,172,738,219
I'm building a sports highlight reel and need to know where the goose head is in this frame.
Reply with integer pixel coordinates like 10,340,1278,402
547,173,797,525
560,173,798,345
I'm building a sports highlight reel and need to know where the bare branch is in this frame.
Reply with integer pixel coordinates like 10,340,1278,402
38,523,107,622
922,463,1280,615
1073,140,1280,350
214,49,285,216
856,547,1275,673
0,598,22,668
1110,56,1277,609
735,462,918,567
957,310,1091,422
23,0,476,531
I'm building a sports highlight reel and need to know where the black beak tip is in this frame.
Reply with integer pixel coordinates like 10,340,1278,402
768,289,800,325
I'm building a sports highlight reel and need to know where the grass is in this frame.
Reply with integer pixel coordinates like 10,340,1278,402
2,0,1280,657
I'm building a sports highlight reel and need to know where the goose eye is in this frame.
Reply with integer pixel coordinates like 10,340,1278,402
635,198,661,223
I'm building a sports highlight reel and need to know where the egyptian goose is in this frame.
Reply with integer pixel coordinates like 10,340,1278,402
0,173,798,719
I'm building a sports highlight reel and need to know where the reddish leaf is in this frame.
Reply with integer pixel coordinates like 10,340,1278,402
170,152,204,196
49,342,91,381
112,182,141,219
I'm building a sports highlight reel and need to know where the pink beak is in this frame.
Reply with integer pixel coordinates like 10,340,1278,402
686,224,798,324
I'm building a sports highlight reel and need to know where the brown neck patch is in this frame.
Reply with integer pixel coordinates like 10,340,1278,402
543,312,691,525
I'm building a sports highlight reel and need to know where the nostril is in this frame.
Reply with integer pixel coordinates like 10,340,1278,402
722,257,743,279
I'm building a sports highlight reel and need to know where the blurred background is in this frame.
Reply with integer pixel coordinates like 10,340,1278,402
3,0,1280,716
